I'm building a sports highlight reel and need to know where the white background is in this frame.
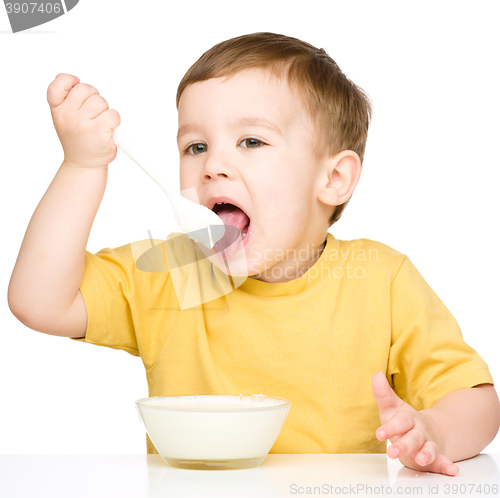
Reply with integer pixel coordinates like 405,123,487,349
1,0,499,457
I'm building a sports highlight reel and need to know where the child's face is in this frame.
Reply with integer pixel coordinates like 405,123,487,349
177,68,333,280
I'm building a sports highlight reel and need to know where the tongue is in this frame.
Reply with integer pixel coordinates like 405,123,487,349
213,205,250,258
216,205,250,231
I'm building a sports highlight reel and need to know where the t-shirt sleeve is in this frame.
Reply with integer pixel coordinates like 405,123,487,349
70,239,168,356
387,256,494,410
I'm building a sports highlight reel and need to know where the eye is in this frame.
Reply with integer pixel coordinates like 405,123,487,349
185,143,207,155
240,138,265,149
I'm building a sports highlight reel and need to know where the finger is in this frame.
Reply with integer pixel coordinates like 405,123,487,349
377,410,415,442
431,453,460,477
79,95,109,120
94,108,121,131
413,441,459,476
372,372,402,412
61,83,100,112
47,74,80,109
414,440,438,466
387,427,425,459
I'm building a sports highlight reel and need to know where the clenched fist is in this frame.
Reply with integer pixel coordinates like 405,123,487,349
47,73,121,169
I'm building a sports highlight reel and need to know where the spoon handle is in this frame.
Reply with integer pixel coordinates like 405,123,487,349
112,127,177,202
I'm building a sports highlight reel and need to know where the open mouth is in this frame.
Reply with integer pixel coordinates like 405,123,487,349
211,202,251,239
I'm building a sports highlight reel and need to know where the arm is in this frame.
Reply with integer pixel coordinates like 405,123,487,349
420,383,500,462
8,73,121,338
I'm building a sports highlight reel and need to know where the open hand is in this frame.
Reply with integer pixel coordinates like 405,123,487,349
372,372,459,476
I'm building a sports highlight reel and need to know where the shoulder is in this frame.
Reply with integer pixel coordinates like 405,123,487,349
331,235,408,280
86,237,169,274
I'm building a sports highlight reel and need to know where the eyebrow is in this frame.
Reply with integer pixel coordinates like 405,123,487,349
234,117,284,137
177,117,283,142
176,123,201,142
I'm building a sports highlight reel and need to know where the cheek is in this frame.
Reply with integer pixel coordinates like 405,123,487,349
179,166,194,190
256,191,299,232
251,159,310,226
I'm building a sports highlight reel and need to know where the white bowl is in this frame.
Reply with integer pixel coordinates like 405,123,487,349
135,394,292,470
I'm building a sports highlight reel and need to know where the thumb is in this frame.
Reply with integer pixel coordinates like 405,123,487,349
372,371,402,412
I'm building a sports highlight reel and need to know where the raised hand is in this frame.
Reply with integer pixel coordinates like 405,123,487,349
47,73,120,169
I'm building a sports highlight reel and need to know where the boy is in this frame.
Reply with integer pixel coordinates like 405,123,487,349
8,32,500,476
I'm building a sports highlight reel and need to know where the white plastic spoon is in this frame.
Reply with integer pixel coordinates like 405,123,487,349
112,127,225,249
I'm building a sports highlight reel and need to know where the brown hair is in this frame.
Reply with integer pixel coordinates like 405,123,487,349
176,32,373,226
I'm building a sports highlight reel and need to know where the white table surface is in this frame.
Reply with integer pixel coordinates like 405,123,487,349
1,454,498,497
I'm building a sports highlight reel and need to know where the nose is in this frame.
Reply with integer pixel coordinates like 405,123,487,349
200,148,234,182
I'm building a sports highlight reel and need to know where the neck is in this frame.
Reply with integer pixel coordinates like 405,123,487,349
249,235,327,283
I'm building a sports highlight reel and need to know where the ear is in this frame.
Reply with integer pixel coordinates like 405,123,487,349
316,150,362,208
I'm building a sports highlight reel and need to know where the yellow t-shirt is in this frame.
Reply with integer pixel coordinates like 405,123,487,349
72,232,494,454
